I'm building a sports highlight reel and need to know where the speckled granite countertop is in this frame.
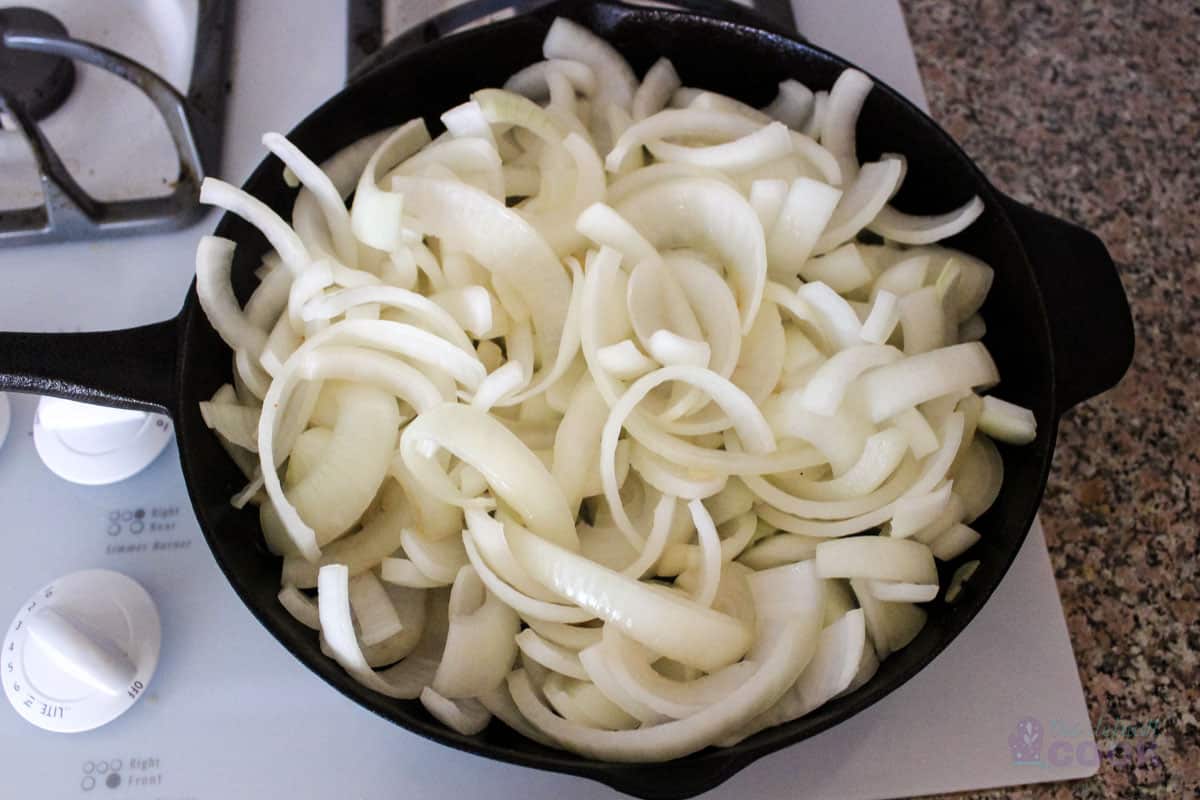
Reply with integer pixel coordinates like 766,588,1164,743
897,1,1198,798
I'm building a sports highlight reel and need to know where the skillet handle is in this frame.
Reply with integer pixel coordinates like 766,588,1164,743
0,319,179,415
998,195,1134,416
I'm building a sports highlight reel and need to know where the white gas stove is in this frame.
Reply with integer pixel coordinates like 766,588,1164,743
0,2,1098,797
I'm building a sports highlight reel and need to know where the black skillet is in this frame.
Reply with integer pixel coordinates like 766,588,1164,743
0,1,1134,797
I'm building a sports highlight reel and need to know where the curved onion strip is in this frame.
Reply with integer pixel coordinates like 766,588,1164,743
506,566,819,761
464,510,562,602
930,522,981,561
421,688,492,735
819,68,873,182
200,178,309,274
506,523,752,672
576,202,661,266
645,121,793,173
495,255,585,406
763,79,815,129
290,318,485,389
768,177,850,276
604,629,757,720
630,444,726,500
297,346,443,412
196,236,268,355
868,196,985,245
392,175,571,366
688,91,773,124
724,608,866,744
618,493,677,579
632,57,681,121
400,526,469,584
627,258,704,358
286,384,398,546
606,110,760,173
813,158,904,254
860,289,901,344
578,644,671,725
505,58,598,99
263,132,357,266
899,286,946,354
601,366,775,547
291,128,393,259
400,404,578,550
749,178,789,233
606,161,736,205
349,119,431,251
799,344,903,416
615,178,767,333
978,395,1037,444
432,566,520,698
858,343,999,423
889,481,955,539
741,442,912,520
281,500,406,588
665,252,743,381
318,564,428,699
516,629,589,680
526,620,603,652
381,558,446,589
278,585,321,630
596,340,658,381
349,570,403,646
738,533,821,570
462,533,594,623
798,242,872,294
816,536,937,584
686,500,723,608
953,435,1004,522
543,17,636,114
393,137,504,200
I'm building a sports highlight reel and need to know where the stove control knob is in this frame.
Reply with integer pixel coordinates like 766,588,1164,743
3,570,161,733
33,396,172,485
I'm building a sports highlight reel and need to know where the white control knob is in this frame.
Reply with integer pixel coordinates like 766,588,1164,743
33,396,173,485
0,392,10,449
3,570,161,733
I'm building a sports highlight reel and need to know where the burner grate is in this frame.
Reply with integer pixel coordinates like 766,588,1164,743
0,0,234,248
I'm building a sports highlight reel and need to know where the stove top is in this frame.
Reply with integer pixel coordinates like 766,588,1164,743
0,2,1097,798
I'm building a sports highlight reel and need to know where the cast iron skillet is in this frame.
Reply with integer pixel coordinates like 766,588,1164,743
0,1,1134,797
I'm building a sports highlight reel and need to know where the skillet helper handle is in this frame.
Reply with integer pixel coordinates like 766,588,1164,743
0,319,179,415
999,195,1135,416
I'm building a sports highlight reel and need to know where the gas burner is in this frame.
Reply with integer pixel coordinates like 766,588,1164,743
0,1,233,248
0,7,74,123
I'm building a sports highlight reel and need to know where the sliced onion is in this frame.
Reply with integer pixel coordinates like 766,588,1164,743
819,69,873,182
646,121,793,173
799,344,903,416
857,342,999,423
632,57,681,121
615,178,767,333
506,523,753,672
433,566,519,698
868,196,985,245
813,158,904,255
978,395,1037,444
765,177,842,278
815,536,937,584
606,110,759,173
196,236,268,355
200,178,310,274
763,79,815,130
392,175,571,367
350,119,431,252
